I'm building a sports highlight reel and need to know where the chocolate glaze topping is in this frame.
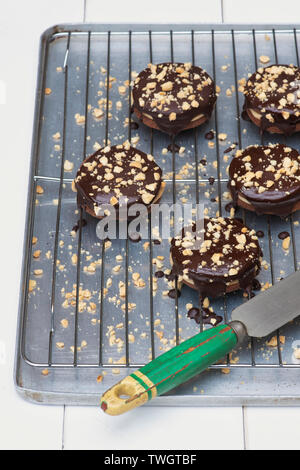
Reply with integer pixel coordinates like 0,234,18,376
241,64,300,135
132,62,217,135
170,217,261,298
229,144,300,217
75,143,163,218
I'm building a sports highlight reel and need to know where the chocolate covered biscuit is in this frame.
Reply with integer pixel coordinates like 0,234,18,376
170,217,261,298
132,62,217,135
74,143,165,219
241,64,300,135
229,144,300,217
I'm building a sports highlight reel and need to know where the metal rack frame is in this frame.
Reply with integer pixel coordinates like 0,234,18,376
15,24,300,406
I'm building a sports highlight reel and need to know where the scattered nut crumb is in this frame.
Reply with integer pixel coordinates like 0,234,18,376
218,133,227,141
266,335,285,347
293,348,300,360
259,55,270,64
75,113,85,125
64,160,74,172
34,269,43,276
61,319,69,329
33,250,41,259
282,236,290,251
29,280,36,292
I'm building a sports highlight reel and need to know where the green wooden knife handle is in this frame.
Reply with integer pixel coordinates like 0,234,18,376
100,322,245,415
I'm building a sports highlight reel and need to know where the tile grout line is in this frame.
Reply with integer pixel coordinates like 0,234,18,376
221,0,224,23
83,0,87,22
242,406,247,449
61,405,66,450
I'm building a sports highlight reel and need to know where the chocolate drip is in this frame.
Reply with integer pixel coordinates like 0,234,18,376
168,289,181,299
72,218,87,233
251,278,261,291
278,231,290,240
167,143,180,153
205,130,215,140
256,230,264,238
225,202,235,213
187,307,222,327
241,107,251,122
130,121,139,130
155,270,164,278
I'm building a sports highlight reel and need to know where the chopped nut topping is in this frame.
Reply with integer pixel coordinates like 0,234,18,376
75,143,162,214
132,62,216,132
161,81,173,91
110,196,118,206
229,268,238,276
142,192,154,204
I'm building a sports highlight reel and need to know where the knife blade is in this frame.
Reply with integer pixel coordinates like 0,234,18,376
100,270,300,416
231,269,300,337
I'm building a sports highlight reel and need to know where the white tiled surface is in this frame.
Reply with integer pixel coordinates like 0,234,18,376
0,0,83,451
1,0,300,451
244,407,300,450
85,0,222,23
64,407,244,450
223,0,300,23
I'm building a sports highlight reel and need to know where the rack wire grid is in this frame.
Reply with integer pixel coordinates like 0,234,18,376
15,24,300,406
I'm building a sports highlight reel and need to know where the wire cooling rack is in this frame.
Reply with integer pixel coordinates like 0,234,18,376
15,24,300,405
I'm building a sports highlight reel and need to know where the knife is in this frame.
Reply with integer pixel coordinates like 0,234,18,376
100,270,300,416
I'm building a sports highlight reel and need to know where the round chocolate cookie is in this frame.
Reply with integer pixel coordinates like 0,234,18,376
170,217,261,298
132,62,217,135
229,144,300,217
241,64,300,135
74,142,165,219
